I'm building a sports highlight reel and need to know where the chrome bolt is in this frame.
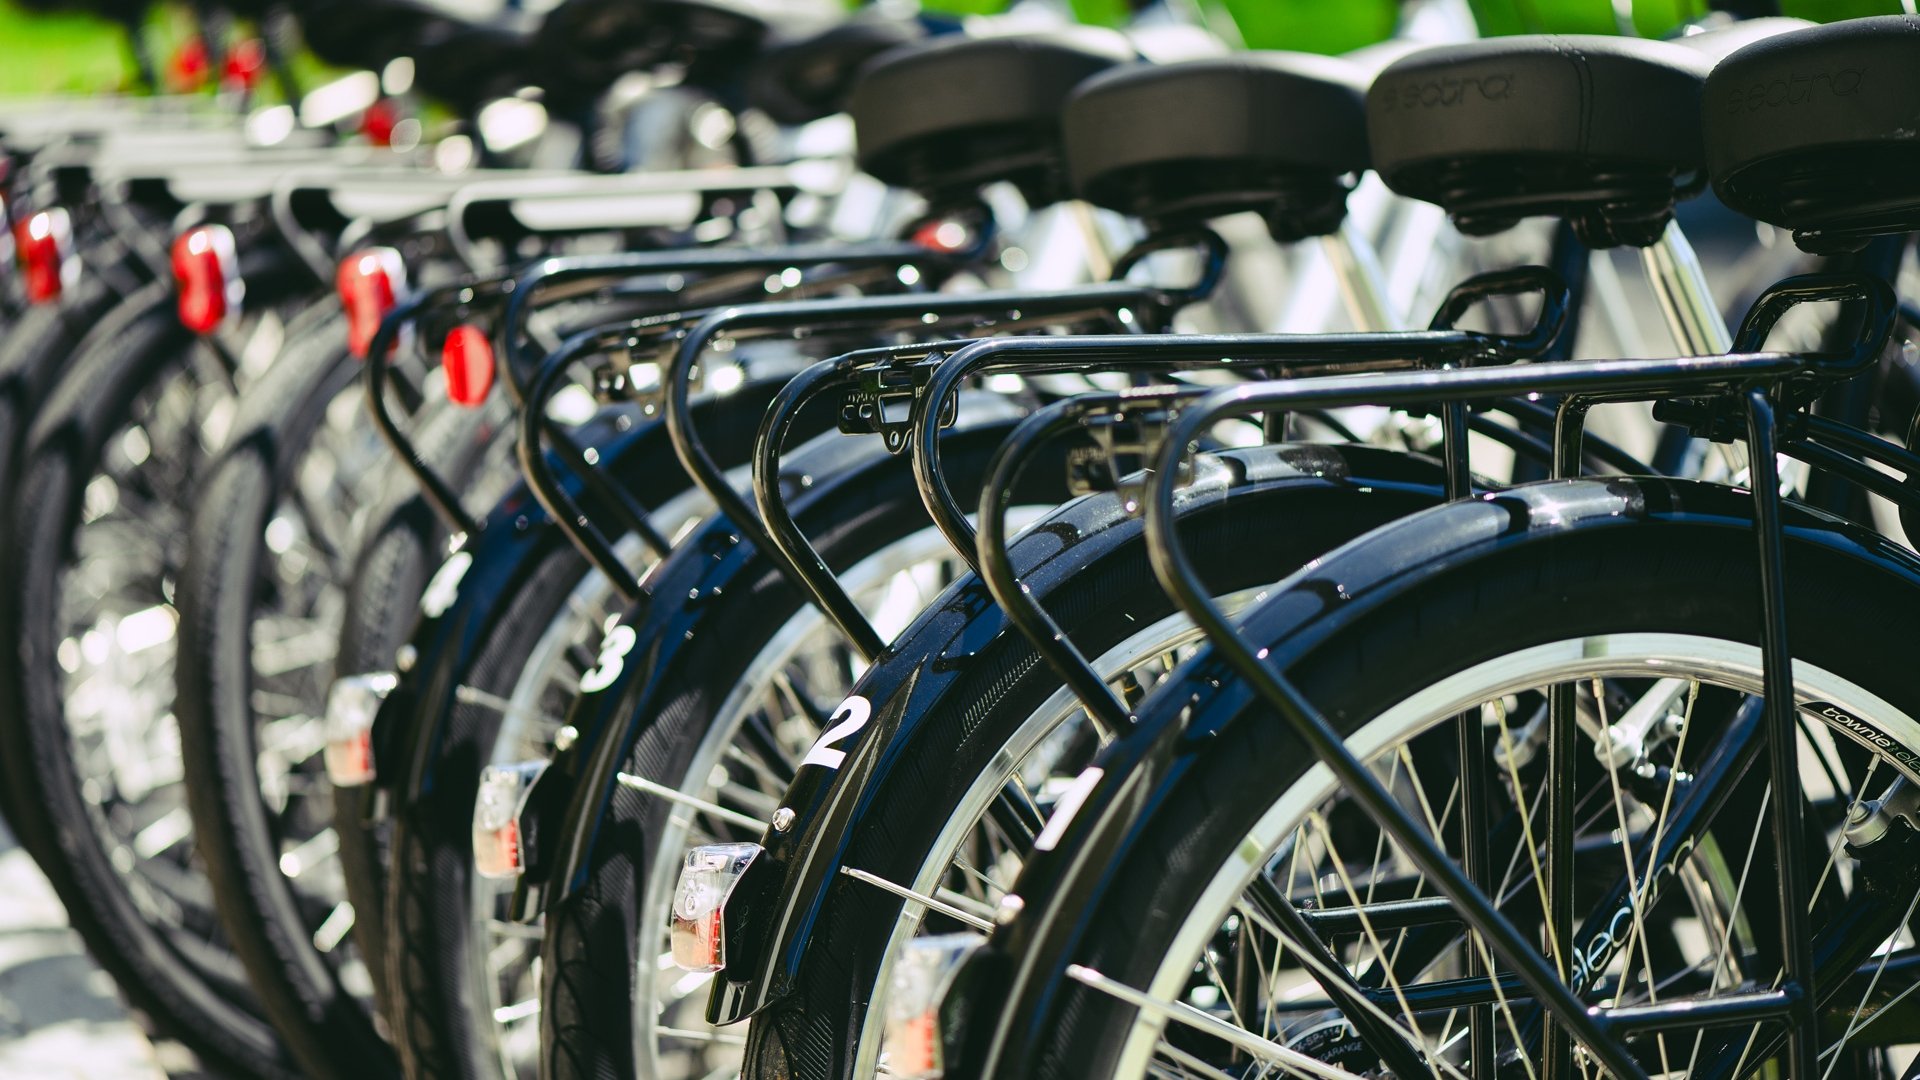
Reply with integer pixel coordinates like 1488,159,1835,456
553,725,579,752
1845,799,1890,847
771,807,795,832
995,894,1025,926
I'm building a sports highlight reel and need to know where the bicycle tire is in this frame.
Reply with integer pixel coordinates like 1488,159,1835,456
332,397,503,1023
173,317,405,1080
739,449,1441,1079
540,422,1066,1080
0,280,301,1077
0,269,138,862
1026,491,1920,1078
386,543,591,1080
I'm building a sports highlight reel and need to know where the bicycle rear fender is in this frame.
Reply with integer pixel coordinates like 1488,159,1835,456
373,377,810,811
960,476,1920,1078
530,397,1040,910
707,443,1451,1024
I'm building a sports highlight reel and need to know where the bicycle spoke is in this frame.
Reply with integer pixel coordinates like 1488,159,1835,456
1819,884,1920,1073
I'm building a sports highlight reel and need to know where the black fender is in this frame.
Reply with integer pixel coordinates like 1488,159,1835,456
708,443,1455,1024
375,373,831,812
959,475,1920,1078
531,393,1045,910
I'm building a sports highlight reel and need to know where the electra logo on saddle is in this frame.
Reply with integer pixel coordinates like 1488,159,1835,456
1723,67,1865,111
1379,72,1515,111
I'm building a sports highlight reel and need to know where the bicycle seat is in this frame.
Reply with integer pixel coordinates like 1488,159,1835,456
535,0,770,105
848,28,1134,204
298,0,455,72
747,16,924,125
1669,16,1817,61
1705,15,1920,253
1367,34,1713,247
413,21,539,112
1063,52,1369,239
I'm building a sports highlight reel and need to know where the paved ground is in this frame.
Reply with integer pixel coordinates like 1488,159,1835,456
0,820,179,1079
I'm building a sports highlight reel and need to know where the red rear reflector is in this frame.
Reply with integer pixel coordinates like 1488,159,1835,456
171,224,242,334
223,39,266,92
474,817,521,878
883,932,987,1079
15,209,76,304
336,248,406,359
441,325,495,407
169,36,210,93
911,218,973,255
361,98,399,148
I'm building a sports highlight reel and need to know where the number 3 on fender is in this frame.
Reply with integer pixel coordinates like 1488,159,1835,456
578,623,639,694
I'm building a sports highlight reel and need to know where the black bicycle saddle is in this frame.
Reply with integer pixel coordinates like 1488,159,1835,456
1063,51,1370,239
1705,14,1920,253
847,28,1134,205
746,14,925,126
298,0,458,73
413,19,541,113
1367,33,1715,246
534,0,770,106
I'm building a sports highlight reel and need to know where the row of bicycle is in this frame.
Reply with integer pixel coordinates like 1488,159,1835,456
5,1,1920,1078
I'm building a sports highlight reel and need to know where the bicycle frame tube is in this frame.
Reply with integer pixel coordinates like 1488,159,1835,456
510,252,964,593
515,283,1169,637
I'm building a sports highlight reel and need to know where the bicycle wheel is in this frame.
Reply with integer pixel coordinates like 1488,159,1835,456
383,509,702,1080
739,444,1444,1080
380,379,809,1080
0,274,306,1076
1018,479,1920,1077
0,266,143,859
174,314,458,1078
539,418,1069,1080
331,397,506,1023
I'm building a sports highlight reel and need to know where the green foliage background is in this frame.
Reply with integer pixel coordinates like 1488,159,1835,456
0,0,1906,99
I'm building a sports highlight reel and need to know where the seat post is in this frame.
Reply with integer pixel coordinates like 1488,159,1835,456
1639,220,1732,355
1318,218,1402,331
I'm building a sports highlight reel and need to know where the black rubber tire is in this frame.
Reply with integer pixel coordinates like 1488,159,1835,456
385,541,590,1080
332,397,500,1026
173,317,404,1080
0,271,137,863
379,453,716,1080
329,487,436,1024
1031,522,1920,1078
738,473,1435,1079
383,376,832,1080
539,429,1071,1080
0,281,301,1077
